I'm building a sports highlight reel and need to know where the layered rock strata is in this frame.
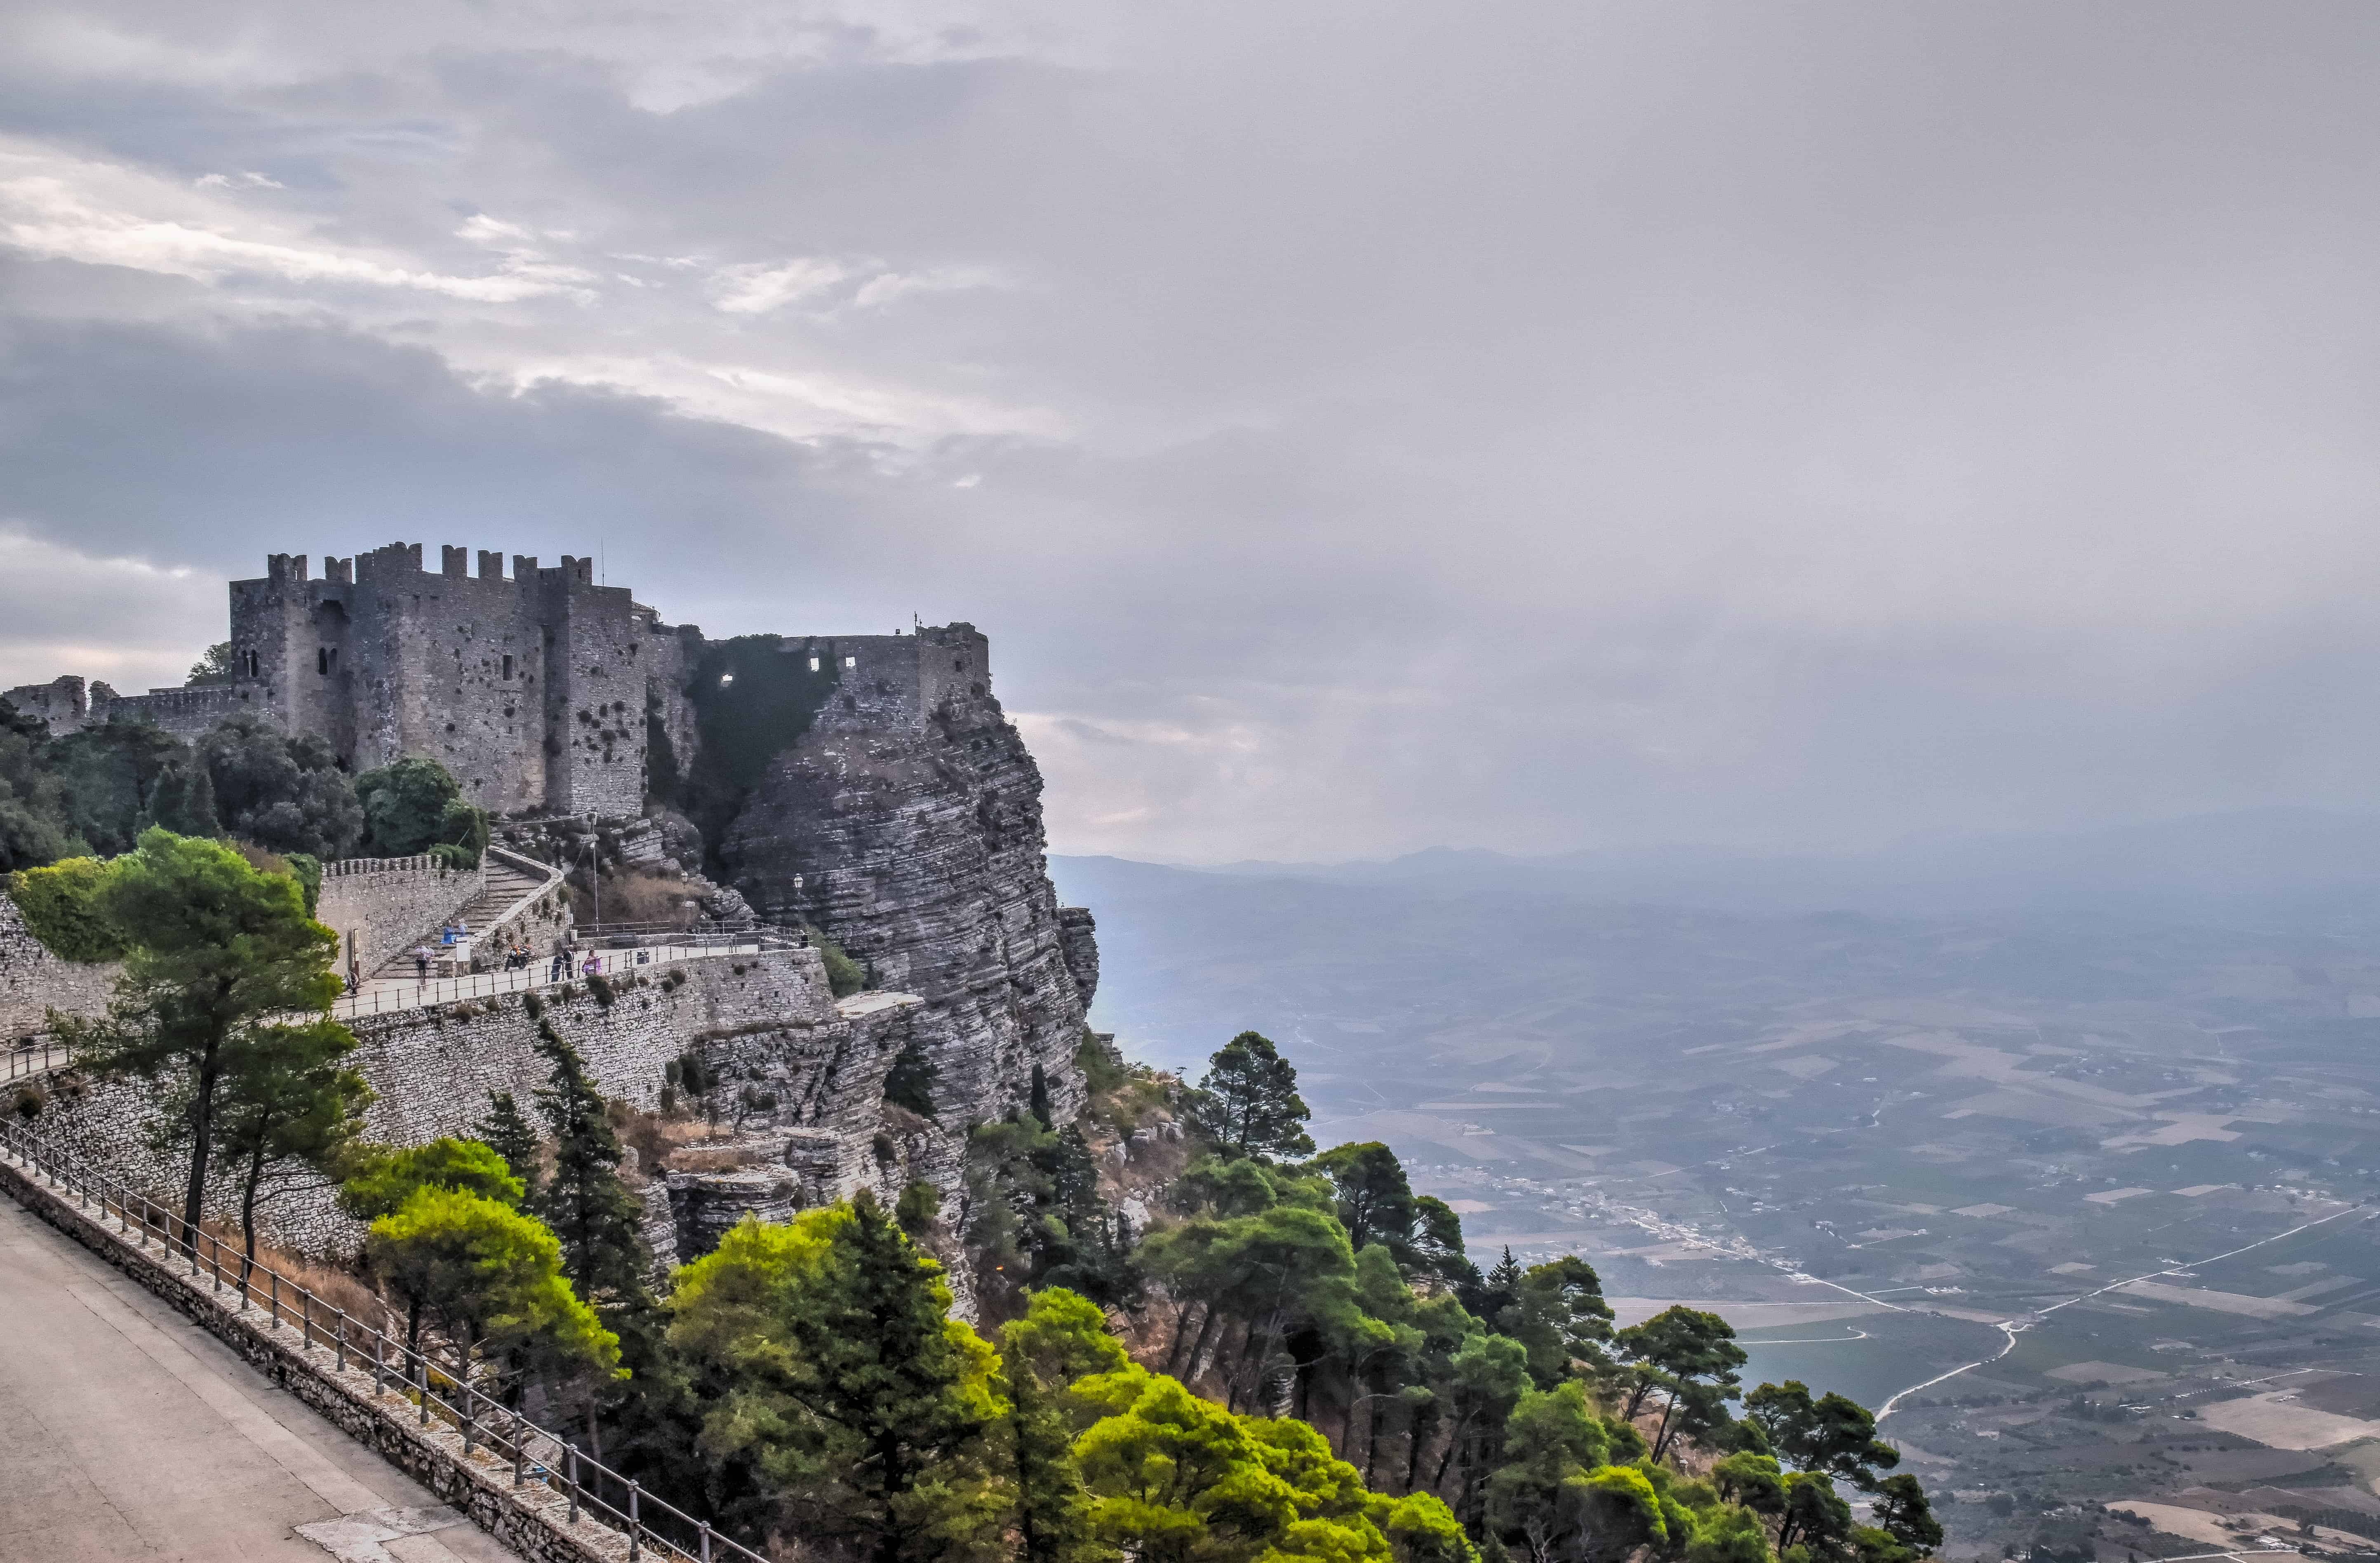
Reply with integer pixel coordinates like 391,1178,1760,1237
718,661,1097,1167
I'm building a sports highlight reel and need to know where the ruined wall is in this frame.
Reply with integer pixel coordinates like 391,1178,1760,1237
0,892,115,1042
314,857,485,982
716,634,1095,1151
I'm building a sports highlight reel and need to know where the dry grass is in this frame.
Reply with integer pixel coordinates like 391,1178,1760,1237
570,866,701,929
192,1218,395,1335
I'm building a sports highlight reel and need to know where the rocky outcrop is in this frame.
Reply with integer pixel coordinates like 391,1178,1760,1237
717,667,1096,1163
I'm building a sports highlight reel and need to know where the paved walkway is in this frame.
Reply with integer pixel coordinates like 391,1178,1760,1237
0,1196,517,1563
334,938,770,1022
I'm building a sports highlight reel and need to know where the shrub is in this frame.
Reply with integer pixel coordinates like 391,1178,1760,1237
7,858,127,962
587,972,615,1007
811,930,866,997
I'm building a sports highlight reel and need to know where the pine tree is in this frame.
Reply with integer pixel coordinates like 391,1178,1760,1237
531,1019,653,1325
668,1194,1006,1562
476,1088,544,1200
1181,1030,1313,1162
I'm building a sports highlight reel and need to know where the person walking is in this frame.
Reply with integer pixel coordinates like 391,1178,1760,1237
581,950,602,979
549,946,568,983
413,944,432,984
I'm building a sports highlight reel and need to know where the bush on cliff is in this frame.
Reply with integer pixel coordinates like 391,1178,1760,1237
354,755,487,864
8,854,128,961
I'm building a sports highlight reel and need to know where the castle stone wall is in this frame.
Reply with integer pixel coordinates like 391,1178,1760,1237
315,858,486,982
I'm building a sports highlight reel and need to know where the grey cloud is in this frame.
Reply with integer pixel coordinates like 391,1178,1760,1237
6,3,2380,859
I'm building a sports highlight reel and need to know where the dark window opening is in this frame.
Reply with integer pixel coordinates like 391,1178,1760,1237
317,647,329,675
502,654,514,680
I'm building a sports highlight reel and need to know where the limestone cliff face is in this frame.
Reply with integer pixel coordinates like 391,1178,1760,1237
715,671,1096,1151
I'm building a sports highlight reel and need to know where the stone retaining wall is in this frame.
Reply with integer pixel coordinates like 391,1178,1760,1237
0,891,115,1042
33,946,931,1262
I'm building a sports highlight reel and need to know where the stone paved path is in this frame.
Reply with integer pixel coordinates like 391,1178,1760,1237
0,1195,519,1563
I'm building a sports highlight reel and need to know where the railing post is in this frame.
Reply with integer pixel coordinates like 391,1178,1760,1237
462,1386,477,1455
701,1521,713,1562
419,1358,431,1426
512,1409,524,1486
567,1444,581,1523
270,1271,281,1328
336,1311,347,1372
301,1290,311,1349
628,1482,642,1561
373,1335,385,1396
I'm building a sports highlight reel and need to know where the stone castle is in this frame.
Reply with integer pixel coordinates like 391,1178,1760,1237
7,540,991,821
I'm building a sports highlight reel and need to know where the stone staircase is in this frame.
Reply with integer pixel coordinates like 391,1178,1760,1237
448,857,550,947
368,850,563,978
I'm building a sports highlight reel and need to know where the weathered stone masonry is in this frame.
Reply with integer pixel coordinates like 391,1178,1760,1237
35,944,931,1264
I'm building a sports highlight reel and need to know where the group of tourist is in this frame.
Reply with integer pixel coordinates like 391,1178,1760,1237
406,937,601,985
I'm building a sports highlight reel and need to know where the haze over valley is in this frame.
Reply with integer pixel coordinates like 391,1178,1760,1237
1061,815,2380,1558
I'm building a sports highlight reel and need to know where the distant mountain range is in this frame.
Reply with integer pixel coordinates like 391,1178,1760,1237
1076,807,2380,927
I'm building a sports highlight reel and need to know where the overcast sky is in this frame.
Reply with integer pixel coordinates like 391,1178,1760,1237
5,3,2380,862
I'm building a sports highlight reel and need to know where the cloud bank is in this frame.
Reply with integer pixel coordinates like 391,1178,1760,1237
4,2,2380,861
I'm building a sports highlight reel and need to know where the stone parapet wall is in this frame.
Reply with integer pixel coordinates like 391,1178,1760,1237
317,859,486,981
0,892,116,1042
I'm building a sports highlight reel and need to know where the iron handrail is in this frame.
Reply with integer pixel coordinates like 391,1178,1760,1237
333,940,769,1022
0,1118,758,1563
5,1038,68,1083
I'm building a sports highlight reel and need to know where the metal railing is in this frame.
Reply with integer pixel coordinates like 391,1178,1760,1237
473,845,569,951
334,940,773,1022
5,1038,68,1083
0,1118,762,1563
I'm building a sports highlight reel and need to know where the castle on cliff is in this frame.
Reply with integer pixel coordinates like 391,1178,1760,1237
4,540,1100,1278
6,540,991,820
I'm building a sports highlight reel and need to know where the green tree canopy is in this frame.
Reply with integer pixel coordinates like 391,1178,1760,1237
1744,1382,1899,1491
187,642,236,685
1497,1257,1615,1389
39,829,340,1245
475,1089,544,1201
1313,1142,1420,1256
338,1136,525,1221
354,756,486,862
215,1016,371,1270
667,1198,1008,1562
200,715,364,859
530,1017,654,1329
1183,1031,1314,1163
367,1185,620,1391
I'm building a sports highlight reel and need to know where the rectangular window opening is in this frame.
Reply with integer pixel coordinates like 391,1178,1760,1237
317,647,329,675
842,654,856,669
809,656,821,672
503,654,515,680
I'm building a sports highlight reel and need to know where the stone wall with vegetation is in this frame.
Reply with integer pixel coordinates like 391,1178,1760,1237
0,890,115,1041
27,944,927,1258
